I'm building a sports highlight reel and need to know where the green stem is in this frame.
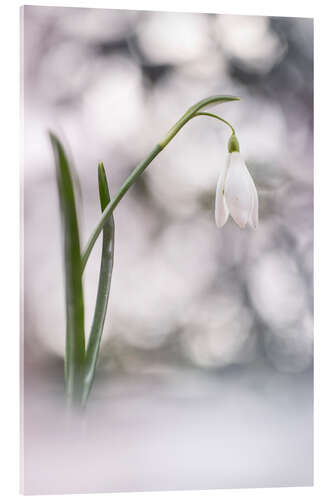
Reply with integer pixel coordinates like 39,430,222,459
81,95,240,271
158,95,239,148
192,112,236,134
81,144,162,272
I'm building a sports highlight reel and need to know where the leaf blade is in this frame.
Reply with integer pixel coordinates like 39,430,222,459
82,162,115,405
49,132,85,405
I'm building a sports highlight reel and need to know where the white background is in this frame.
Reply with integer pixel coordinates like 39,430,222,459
0,0,331,498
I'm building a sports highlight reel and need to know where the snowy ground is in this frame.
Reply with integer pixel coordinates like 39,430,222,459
23,359,313,494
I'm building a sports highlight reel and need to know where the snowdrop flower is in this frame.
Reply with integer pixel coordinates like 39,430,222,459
215,133,258,229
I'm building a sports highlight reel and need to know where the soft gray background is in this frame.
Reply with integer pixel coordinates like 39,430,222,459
22,6,313,495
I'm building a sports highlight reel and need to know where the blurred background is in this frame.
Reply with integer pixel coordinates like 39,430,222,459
22,6,313,495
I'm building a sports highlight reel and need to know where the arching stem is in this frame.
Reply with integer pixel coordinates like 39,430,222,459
81,95,240,272
192,112,236,135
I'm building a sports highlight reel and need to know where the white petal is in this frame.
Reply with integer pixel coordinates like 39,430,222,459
215,191,229,227
215,155,231,227
224,152,252,228
248,172,259,229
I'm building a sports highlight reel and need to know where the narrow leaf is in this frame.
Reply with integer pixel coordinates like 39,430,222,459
82,162,115,405
49,132,85,405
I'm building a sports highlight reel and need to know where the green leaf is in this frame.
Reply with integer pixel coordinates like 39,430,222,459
82,162,115,405
49,132,85,406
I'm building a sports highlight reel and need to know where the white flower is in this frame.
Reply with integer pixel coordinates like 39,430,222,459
215,151,258,229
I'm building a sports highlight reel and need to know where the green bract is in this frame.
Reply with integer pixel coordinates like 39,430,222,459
228,133,240,153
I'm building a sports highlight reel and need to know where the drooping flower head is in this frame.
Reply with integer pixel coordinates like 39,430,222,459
215,133,258,229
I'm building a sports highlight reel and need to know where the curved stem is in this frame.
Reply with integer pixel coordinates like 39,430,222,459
81,95,240,271
158,95,239,149
192,112,236,135
81,144,162,272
